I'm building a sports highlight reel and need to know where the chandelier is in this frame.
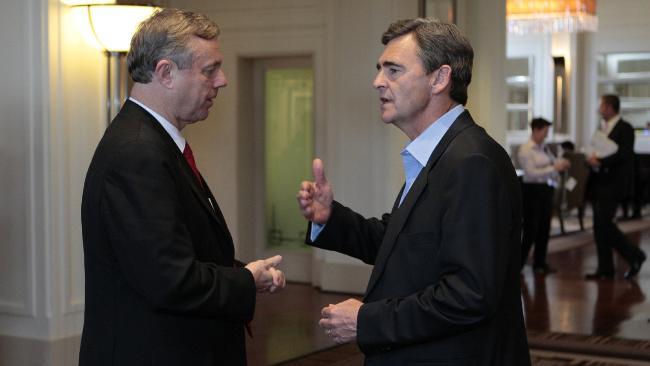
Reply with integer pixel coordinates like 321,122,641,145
507,0,598,35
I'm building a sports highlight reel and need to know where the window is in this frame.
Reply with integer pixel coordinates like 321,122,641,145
597,52,650,129
506,57,533,131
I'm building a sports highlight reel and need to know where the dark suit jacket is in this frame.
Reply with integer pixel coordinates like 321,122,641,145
80,100,256,366
309,111,530,365
589,119,635,201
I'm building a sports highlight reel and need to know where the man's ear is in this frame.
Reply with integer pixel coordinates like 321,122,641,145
430,65,452,95
153,59,174,88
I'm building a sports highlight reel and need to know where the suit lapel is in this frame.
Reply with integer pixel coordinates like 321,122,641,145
183,167,228,230
364,111,476,298
200,175,233,242
124,100,230,236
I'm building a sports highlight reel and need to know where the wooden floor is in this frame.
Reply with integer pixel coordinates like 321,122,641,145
245,218,650,366
522,227,650,340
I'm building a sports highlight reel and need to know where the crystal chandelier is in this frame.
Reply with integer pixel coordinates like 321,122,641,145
507,0,598,35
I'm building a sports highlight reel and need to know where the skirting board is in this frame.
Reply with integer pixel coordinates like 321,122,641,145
0,335,80,366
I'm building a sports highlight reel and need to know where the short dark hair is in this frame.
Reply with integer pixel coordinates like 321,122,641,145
127,8,220,83
530,117,552,130
601,94,620,113
381,18,474,105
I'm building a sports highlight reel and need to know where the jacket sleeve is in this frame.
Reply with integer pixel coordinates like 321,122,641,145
307,201,390,265
357,153,515,351
100,141,256,321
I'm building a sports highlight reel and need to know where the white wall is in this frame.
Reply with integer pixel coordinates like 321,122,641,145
170,0,507,293
0,0,103,360
462,0,507,146
172,0,419,292
0,1,511,358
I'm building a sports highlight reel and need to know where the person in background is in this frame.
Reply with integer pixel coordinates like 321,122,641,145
585,94,646,280
560,140,575,153
80,9,285,366
518,117,570,274
297,17,530,365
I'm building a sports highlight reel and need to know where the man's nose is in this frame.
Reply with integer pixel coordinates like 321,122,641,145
215,70,228,88
372,72,385,90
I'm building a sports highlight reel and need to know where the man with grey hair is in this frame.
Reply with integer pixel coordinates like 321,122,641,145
298,18,530,364
80,8,285,366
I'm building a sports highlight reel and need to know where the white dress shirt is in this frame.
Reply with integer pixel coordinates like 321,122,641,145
129,97,186,152
518,139,559,187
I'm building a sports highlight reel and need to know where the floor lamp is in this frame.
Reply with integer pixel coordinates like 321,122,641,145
79,4,158,125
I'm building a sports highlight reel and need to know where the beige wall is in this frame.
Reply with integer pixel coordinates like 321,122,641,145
0,1,508,363
172,0,421,288
171,0,507,291
0,3,511,356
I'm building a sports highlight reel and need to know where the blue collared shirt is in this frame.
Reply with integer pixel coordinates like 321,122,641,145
311,104,465,241
398,104,464,205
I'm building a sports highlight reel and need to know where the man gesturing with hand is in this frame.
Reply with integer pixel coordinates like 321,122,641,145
297,18,529,366
297,158,332,224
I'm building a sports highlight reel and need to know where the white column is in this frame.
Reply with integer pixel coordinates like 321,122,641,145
0,0,103,365
460,0,508,145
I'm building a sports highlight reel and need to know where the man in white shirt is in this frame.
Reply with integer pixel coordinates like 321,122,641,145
518,117,570,274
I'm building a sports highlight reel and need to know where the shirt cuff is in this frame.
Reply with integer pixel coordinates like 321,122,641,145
310,222,325,242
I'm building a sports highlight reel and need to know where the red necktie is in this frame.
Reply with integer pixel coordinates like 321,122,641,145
183,142,203,186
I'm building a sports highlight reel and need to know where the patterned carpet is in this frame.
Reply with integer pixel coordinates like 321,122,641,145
275,332,650,366
527,330,650,362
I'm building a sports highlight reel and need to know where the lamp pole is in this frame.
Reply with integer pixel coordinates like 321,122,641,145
79,4,159,125
105,50,128,125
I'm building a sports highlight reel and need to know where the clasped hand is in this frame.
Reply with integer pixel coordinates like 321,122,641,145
245,255,286,293
319,298,363,344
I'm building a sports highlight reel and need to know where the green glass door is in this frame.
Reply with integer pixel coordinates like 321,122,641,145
264,68,314,250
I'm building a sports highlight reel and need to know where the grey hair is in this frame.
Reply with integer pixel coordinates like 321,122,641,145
381,18,473,105
127,8,220,83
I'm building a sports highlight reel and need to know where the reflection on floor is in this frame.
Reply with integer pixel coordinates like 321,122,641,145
523,227,650,340
247,218,650,365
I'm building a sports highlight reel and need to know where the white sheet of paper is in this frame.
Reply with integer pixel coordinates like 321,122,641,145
565,176,577,191
587,130,618,158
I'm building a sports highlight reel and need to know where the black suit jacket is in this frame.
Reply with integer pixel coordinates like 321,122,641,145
80,100,256,366
309,111,530,365
589,119,635,200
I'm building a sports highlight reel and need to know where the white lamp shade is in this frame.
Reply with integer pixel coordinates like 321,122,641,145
88,5,158,52
63,0,115,5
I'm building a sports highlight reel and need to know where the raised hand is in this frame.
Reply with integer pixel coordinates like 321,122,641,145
297,158,333,224
245,255,285,293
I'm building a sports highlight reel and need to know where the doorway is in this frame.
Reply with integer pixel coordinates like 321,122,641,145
240,56,315,282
